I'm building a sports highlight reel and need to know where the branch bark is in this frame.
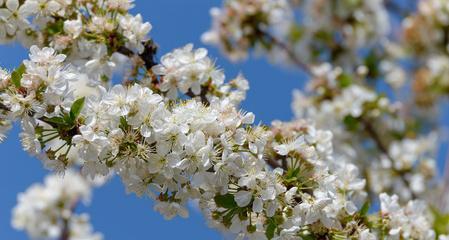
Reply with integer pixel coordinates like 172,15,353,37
360,117,417,199
117,40,158,71
258,30,312,76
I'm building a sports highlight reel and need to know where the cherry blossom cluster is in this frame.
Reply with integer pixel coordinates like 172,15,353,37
2,45,442,239
413,56,449,106
379,193,444,240
12,170,102,240
67,79,367,238
151,44,249,105
203,0,389,67
402,0,449,56
0,46,71,133
394,0,449,106
198,0,449,238
202,0,293,61
295,0,389,65
0,0,151,84
291,63,438,201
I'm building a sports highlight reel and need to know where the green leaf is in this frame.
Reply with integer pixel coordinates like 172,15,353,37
222,209,235,228
288,24,303,43
343,115,359,132
42,116,67,129
288,167,300,178
47,19,64,36
431,206,449,235
265,219,276,240
300,235,317,240
337,73,352,88
69,97,85,121
11,64,26,88
214,194,238,209
364,51,380,78
119,116,130,130
359,201,370,217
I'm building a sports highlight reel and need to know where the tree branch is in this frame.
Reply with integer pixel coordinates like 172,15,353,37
59,198,80,240
60,217,70,240
360,117,417,199
117,39,158,71
258,30,312,75
185,86,210,105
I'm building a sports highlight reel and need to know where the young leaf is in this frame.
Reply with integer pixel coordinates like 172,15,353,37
214,194,238,209
359,201,370,217
119,116,130,130
431,206,449,235
47,19,64,36
70,97,85,121
11,64,26,88
364,51,380,78
337,73,352,88
41,116,68,129
343,115,359,132
43,116,66,125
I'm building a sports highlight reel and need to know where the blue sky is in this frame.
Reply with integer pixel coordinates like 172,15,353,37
0,1,303,239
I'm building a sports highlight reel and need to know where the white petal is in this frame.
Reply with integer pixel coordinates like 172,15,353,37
6,0,18,11
252,197,263,213
234,191,252,207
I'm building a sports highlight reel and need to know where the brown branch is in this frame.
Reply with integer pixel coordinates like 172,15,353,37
360,117,417,199
360,117,389,154
266,158,282,169
59,196,81,240
117,40,158,71
259,30,312,75
60,217,70,240
185,86,210,105
281,157,288,170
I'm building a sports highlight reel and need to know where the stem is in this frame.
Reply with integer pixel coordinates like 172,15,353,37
42,131,59,137
42,134,59,144
54,143,67,154
64,144,72,156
